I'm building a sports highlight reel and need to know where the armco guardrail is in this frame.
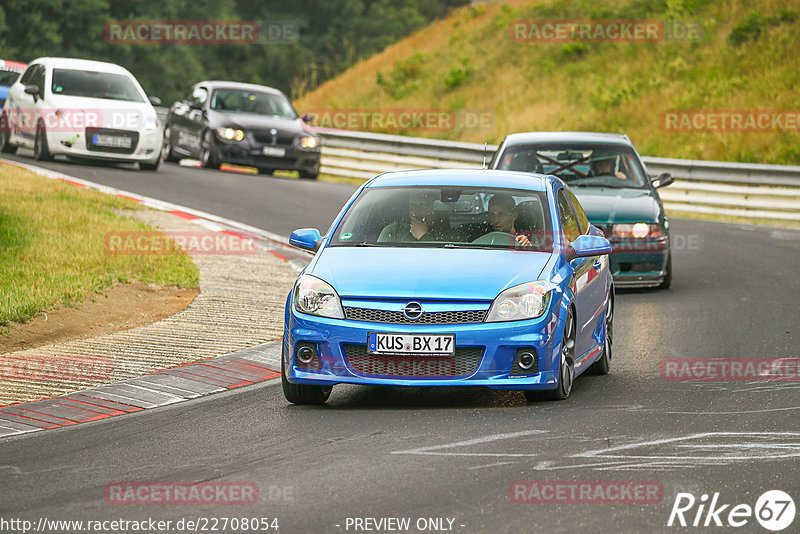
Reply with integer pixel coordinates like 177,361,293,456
317,129,800,222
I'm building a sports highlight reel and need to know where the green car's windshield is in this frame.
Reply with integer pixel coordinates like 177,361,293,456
496,143,650,189
330,186,554,251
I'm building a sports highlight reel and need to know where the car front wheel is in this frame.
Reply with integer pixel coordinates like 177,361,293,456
281,344,332,405
34,123,53,161
0,114,17,154
200,130,220,169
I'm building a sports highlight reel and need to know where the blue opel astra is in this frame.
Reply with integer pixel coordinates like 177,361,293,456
283,169,614,404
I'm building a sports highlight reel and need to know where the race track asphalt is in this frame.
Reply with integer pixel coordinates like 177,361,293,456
2,153,799,533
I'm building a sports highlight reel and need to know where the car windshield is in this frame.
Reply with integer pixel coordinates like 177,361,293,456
210,89,297,119
330,186,553,251
51,69,144,102
0,70,21,85
495,143,649,189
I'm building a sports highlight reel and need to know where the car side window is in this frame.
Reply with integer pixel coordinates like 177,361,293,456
567,189,589,234
557,189,580,242
191,86,208,105
19,65,37,85
31,66,46,94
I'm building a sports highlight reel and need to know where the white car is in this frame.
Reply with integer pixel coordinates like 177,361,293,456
0,57,163,170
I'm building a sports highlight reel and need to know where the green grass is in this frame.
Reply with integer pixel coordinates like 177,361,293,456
0,164,199,329
297,0,800,165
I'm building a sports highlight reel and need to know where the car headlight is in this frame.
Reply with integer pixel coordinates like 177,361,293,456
293,275,344,319
299,136,318,149
216,127,245,141
144,116,159,131
485,281,552,322
611,223,664,239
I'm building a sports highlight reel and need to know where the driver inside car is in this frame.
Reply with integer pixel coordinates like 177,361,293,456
378,190,450,242
486,193,532,247
590,154,628,180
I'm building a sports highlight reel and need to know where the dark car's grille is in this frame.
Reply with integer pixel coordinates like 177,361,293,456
343,306,486,325
252,129,295,146
85,127,138,154
343,344,483,378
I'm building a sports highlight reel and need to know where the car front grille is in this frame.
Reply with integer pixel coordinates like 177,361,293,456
343,344,483,378
343,307,486,325
252,129,295,146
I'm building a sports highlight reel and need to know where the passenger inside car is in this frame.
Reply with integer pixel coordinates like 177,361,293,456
377,190,451,242
484,193,533,247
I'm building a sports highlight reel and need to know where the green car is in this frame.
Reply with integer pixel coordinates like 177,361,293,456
491,132,674,289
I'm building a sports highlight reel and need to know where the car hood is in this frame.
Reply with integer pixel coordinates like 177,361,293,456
210,112,308,133
572,188,658,224
309,247,553,301
43,96,156,130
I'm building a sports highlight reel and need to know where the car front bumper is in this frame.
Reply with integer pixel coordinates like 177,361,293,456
215,139,320,172
609,238,670,288
48,128,163,162
284,308,565,390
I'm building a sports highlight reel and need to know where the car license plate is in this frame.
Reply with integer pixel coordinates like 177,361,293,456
93,134,131,148
262,146,286,157
368,333,455,355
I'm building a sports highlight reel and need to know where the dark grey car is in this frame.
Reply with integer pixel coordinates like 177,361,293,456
163,81,321,179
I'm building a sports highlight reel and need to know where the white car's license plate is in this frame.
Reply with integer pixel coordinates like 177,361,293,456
93,134,132,148
368,333,455,355
262,146,286,157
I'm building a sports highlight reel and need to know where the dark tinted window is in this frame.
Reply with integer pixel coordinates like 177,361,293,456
567,188,589,234
51,69,143,102
557,189,580,242
0,70,22,86
19,65,36,85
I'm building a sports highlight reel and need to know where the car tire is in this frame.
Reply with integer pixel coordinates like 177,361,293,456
281,344,332,405
258,168,274,175
299,169,319,180
587,295,612,375
0,114,17,154
658,254,672,290
139,159,161,171
161,126,178,162
547,306,575,400
200,130,220,169
34,122,53,161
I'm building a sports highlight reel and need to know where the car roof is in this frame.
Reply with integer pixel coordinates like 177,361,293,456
365,169,550,192
501,131,634,147
28,57,134,75
196,80,284,95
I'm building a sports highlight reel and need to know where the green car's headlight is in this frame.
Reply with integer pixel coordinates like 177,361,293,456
486,281,552,322
294,275,344,319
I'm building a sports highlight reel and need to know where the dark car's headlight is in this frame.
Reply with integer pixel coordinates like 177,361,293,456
299,136,318,149
216,127,245,142
611,223,665,239
294,275,344,319
486,281,552,322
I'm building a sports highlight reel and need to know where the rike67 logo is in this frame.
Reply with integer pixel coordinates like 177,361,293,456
668,490,796,531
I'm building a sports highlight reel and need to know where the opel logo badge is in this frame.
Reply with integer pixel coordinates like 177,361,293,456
403,301,423,320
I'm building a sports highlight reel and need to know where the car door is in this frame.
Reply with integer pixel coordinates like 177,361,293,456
557,187,597,359
567,188,607,354
170,85,207,157
10,64,43,147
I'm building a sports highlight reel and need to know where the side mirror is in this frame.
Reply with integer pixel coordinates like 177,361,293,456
566,234,612,260
24,84,40,102
188,101,204,111
289,228,323,252
300,113,314,124
652,172,674,189
149,96,162,107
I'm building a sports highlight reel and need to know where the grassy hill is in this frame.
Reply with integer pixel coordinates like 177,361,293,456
297,0,800,164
